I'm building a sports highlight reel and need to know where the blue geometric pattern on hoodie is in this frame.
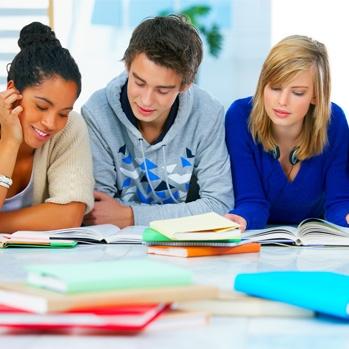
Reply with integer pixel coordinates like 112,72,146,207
147,170,160,181
118,144,193,204
140,159,157,171
186,148,195,158
156,191,167,199
136,188,153,204
181,157,191,167
122,177,131,188
122,154,133,164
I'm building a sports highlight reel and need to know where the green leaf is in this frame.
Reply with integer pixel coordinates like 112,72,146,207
206,24,223,58
158,5,223,58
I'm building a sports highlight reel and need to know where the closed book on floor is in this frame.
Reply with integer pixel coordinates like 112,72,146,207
234,271,349,319
149,212,241,241
0,303,168,333
175,294,313,317
147,242,260,257
26,259,192,293
0,235,76,248
0,282,218,314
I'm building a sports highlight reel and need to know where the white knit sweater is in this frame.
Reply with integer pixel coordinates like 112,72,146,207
32,111,94,213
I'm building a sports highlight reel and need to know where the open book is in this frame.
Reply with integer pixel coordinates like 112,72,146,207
10,224,145,244
243,218,349,246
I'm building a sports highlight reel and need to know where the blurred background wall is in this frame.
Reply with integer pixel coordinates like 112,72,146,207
0,0,348,116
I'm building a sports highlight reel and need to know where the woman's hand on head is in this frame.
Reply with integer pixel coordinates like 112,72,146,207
224,213,247,232
0,88,23,144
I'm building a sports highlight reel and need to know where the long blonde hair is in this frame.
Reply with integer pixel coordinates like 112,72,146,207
249,35,331,160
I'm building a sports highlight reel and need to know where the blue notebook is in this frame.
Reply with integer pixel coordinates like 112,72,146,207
234,271,349,319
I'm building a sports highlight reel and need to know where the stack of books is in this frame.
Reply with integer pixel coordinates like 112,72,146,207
144,212,260,257
0,259,217,333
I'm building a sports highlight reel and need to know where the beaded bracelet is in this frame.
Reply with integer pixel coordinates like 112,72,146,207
0,175,13,189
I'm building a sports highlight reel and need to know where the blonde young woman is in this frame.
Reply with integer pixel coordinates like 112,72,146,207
0,22,94,232
225,35,349,229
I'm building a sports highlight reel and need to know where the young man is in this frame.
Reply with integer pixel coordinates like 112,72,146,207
82,15,234,227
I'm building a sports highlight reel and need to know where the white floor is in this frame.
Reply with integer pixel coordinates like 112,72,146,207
1,244,349,348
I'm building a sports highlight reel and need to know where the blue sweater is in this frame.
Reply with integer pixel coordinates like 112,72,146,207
225,97,349,229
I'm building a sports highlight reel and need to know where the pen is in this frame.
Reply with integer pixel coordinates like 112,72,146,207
48,240,77,248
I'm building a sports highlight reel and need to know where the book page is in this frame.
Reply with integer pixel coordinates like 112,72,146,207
243,226,298,244
12,225,146,244
105,225,146,244
298,219,349,246
12,224,120,243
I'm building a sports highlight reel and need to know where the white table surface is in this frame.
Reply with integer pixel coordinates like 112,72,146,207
1,244,349,348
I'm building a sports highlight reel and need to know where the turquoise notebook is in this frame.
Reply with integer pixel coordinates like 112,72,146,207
26,259,192,294
234,271,349,319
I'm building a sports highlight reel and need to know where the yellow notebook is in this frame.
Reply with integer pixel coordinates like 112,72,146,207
149,212,241,241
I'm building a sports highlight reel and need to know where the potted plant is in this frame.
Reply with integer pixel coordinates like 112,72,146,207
159,5,223,58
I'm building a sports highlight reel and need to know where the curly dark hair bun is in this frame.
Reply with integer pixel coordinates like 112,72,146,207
18,21,61,50
8,21,81,96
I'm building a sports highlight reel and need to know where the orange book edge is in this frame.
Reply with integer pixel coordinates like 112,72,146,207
147,242,260,257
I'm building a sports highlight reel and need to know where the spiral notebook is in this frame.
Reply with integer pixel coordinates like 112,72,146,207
142,226,244,246
148,212,241,241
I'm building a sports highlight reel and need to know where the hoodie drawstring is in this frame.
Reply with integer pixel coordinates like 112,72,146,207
161,144,180,203
138,138,180,204
138,138,162,204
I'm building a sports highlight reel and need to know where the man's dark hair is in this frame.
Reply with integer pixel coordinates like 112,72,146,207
7,22,81,96
123,15,203,85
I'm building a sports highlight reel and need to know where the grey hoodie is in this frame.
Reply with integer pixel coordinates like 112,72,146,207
82,72,234,225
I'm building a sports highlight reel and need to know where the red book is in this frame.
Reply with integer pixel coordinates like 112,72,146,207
0,303,168,333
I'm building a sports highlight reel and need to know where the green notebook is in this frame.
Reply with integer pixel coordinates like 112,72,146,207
143,228,174,242
26,259,192,294
143,227,241,245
